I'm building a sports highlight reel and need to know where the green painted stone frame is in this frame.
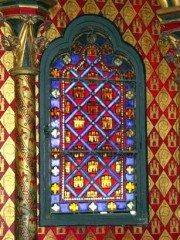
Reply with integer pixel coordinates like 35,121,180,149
39,15,148,226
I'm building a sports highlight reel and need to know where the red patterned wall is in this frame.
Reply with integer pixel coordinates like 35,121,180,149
0,0,179,239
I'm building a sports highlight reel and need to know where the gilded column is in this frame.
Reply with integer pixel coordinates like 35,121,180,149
0,1,56,239
11,68,38,239
2,16,45,239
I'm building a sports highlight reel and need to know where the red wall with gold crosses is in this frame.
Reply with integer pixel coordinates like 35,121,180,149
0,0,179,239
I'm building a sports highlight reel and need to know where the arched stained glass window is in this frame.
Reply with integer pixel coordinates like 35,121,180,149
40,15,148,226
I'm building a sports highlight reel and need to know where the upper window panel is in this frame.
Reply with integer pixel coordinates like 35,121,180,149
40,15,148,226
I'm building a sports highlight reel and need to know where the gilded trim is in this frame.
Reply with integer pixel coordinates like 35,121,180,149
157,17,180,24
158,0,180,8
10,67,39,76
0,4,48,14
157,6,180,15
157,6,180,24
4,13,45,20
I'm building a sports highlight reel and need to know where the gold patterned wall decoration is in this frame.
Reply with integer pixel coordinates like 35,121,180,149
0,167,15,196
173,148,179,163
156,115,171,139
139,2,155,27
104,230,116,240
147,117,153,135
56,11,67,29
63,0,81,21
65,230,78,240
158,39,170,57
138,30,154,55
156,59,172,83
1,136,15,166
2,229,14,240
146,88,154,107
144,58,154,80
155,143,171,168
123,29,137,46
0,124,5,143
84,230,96,240
1,52,14,71
120,0,136,26
168,78,178,92
0,66,5,84
149,206,155,222
148,176,154,193
160,230,174,240
156,88,171,111
148,147,154,163
133,227,143,235
1,106,14,134
0,156,5,174
1,77,14,104
82,0,100,15
46,24,60,42
114,16,124,33
49,1,61,19
156,171,172,196
157,200,173,226
0,198,14,227
43,230,57,240
101,0,118,21
175,204,180,220
114,226,124,235
141,230,154,240
122,230,136,240
0,184,6,204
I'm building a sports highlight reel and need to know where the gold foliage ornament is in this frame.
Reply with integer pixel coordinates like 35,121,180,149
2,35,20,51
159,31,180,82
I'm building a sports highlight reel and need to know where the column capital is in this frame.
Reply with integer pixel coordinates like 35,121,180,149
0,14,51,69
0,0,56,70
0,14,50,69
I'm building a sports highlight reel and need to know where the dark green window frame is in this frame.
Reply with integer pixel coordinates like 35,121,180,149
40,15,148,226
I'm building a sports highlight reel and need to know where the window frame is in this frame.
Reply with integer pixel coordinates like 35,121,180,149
39,15,148,226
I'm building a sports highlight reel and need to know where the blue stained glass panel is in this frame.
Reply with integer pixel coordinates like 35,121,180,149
40,16,148,227
48,32,137,215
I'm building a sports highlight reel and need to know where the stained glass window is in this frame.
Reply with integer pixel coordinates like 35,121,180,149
40,15,148,226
